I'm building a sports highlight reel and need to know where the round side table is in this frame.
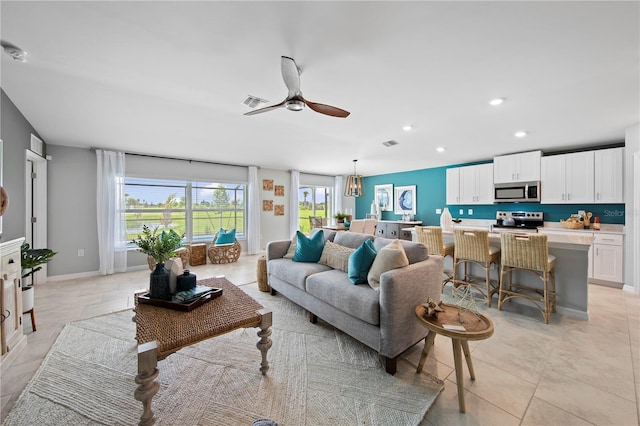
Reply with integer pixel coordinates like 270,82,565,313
415,303,494,413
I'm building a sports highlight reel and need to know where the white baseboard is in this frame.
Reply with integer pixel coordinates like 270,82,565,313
623,284,639,294
48,264,148,282
47,270,100,282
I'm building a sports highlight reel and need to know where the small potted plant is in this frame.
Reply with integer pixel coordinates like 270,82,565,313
21,243,57,319
334,212,348,225
132,225,184,300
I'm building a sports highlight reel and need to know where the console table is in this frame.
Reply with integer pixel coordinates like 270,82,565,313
133,276,272,425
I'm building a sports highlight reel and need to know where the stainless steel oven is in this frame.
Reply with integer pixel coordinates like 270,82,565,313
494,181,540,203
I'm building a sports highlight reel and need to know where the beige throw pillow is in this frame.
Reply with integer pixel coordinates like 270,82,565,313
318,241,355,272
283,236,297,259
367,239,409,290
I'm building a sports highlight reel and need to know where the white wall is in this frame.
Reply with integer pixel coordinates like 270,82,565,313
257,168,291,249
624,123,639,293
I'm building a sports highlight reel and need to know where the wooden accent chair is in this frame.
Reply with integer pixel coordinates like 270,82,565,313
498,233,557,323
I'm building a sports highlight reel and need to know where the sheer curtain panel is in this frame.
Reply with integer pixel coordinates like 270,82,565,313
290,171,300,238
247,166,261,254
334,175,343,219
96,150,127,275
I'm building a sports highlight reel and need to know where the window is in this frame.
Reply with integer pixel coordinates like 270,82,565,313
125,178,245,245
298,185,332,234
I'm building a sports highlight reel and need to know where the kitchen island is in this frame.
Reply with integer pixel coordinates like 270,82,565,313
409,226,594,320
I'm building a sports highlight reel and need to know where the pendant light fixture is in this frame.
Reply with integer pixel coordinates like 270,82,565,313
344,159,365,197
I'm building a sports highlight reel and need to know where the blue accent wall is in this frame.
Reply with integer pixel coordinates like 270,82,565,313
355,164,625,226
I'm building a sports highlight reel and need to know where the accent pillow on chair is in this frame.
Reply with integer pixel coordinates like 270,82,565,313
215,228,236,245
348,239,378,284
293,230,325,262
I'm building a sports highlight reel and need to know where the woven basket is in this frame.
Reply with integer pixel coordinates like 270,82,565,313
560,220,583,229
257,255,270,292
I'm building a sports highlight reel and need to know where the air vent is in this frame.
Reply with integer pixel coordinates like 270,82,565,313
243,95,268,108
382,140,399,147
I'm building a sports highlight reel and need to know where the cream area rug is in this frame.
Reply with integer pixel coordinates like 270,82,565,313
3,285,443,425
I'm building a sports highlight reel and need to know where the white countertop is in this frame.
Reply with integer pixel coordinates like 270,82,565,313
539,222,624,235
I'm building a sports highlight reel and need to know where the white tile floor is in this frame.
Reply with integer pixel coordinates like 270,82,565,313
1,254,639,425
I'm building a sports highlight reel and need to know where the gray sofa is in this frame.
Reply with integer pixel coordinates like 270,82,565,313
266,229,444,374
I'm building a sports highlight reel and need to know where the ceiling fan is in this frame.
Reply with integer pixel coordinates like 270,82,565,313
244,56,350,118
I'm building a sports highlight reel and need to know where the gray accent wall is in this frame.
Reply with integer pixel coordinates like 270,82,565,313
47,145,100,276
0,90,44,242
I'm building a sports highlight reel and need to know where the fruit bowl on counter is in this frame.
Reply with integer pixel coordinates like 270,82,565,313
560,217,584,229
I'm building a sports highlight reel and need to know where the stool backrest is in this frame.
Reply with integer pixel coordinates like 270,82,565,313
416,226,445,256
453,228,490,262
500,233,550,272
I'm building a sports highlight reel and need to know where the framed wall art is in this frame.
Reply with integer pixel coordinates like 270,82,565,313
274,205,285,216
263,200,273,211
274,185,285,197
394,185,416,215
262,179,274,191
374,184,393,212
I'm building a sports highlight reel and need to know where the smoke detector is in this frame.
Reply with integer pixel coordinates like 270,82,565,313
382,140,399,147
243,95,268,108
1,40,27,62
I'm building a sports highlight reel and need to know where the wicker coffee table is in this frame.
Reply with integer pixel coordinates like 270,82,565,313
133,276,272,426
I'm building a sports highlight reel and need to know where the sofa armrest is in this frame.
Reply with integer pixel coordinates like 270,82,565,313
266,240,291,261
378,255,444,358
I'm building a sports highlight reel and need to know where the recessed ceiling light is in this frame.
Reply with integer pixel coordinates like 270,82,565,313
402,125,413,132
436,147,446,153
489,98,504,106
514,131,528,138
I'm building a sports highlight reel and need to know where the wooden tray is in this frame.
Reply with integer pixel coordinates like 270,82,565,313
137,287,223,311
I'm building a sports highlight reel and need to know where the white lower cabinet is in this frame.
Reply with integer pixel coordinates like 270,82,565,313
538,229,624,285
592,233,624,283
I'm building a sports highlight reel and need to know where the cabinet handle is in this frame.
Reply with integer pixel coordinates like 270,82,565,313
567,193,570,201
562,194,564,200
596,247,599,256
597,193,600,200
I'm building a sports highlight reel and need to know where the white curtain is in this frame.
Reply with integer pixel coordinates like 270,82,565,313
96,150,127,275
334,175,343,219
289,170,300,237
247,166,261,254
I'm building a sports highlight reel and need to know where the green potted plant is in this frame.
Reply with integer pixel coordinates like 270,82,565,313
132,225,184,300
334,211,348,225
20,243,57,318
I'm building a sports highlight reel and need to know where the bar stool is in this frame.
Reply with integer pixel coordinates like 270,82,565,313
498,233,557,324
452,229,501,307
415,226,454,291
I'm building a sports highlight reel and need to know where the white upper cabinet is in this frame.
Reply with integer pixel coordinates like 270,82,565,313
594,147,624,203
493,150,542,184
541,151,594,204
446,168,460,205
450,163,494,205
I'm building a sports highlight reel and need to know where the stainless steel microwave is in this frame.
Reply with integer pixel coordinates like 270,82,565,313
494,181,541,203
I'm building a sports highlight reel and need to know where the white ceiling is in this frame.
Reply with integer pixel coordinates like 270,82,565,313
1,1,638,177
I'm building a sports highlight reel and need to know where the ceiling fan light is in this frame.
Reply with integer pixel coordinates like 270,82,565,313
285,99,305,111
344,159,365,197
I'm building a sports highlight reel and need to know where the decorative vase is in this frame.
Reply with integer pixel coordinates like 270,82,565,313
149,263,171,300
176,269,197,292
440,207,453,232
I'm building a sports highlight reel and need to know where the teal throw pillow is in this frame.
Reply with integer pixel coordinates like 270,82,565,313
348,239,378,284
215,228,236,245
293,230,325,262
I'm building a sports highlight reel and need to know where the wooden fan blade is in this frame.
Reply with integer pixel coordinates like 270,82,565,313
281,56,300,97
304,99,350,118
244,99,286,116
